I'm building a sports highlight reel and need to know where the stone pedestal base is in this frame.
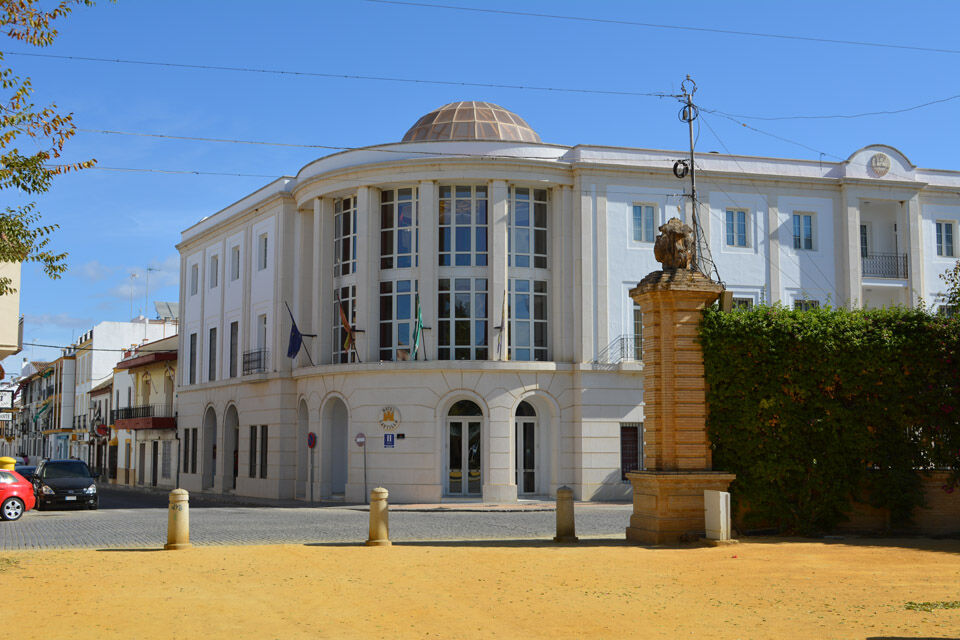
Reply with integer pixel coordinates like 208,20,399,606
625,471,735,545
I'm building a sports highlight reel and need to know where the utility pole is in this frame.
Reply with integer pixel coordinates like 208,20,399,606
144,266,159,339
680,75,700,271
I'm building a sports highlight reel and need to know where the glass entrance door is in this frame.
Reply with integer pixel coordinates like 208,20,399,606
515,419,536,494
448,420,481,495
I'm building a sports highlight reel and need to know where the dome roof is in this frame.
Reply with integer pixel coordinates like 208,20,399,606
402,101,541,143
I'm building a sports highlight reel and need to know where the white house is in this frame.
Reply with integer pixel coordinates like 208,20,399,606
175,101,960,503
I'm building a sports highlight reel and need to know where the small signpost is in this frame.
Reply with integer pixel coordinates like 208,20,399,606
0,390,12,410
307,431,317,503
383,433,395,448
0,412,12,422
355,432,367,504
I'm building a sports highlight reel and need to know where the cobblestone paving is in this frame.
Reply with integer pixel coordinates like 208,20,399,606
0,487,633,550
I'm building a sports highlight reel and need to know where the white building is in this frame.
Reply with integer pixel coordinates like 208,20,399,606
68,318,177,461
176,101,960,503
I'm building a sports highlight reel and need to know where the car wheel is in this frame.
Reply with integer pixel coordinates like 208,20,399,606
88,502,98,510
1,497,25,522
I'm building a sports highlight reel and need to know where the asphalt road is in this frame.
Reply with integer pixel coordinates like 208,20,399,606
0,486,633,550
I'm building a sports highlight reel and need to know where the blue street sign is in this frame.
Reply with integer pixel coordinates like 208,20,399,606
383,433,395,448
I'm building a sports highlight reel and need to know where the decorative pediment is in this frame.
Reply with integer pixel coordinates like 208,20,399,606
840,144,915,181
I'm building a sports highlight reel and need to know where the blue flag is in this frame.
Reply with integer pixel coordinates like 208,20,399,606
284,301,316,363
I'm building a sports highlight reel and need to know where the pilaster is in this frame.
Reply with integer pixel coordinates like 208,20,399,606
317,197,334,364
489,180,509,360
906,194,924,306
840,186,861,308
766,193,781,304
417,180,438,360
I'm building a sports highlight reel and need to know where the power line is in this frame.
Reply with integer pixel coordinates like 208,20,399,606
21,341,177,354
0,50,675,99
364,0,960,56
705,92,960,121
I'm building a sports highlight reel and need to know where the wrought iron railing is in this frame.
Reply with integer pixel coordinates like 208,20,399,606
243,349,269,375
861,253,908,279
111,404,174,422
594,335,642,365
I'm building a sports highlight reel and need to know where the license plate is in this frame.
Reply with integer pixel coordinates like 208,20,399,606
65,496,77,501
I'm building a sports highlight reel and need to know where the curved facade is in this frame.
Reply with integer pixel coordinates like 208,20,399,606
176,106,960,503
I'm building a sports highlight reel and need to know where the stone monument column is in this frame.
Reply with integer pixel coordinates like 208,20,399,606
626,218,735,545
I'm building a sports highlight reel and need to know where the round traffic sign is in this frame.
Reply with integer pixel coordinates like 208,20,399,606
306,432,317,449
354,432,366,447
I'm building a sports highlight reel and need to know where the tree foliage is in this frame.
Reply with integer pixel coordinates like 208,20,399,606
699,304,960,535
941,260,960,310
1,0,97,295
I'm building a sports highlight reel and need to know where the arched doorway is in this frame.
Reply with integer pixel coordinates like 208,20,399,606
201,406,217,489
223,405,239,490
446,400,483,496
515,401,538,495
296,400,309,500
321,397,348,498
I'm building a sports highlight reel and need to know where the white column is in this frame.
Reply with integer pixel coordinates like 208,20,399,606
576,180,595,363
906,194,924,306
595,185,609,354
313,197,327,365
417,180,438,361
293,207,314,368
839,186,861,308
274,201,296,375
766,193,782,304
550,186,566,361
489,180,509,360
356,186,380,362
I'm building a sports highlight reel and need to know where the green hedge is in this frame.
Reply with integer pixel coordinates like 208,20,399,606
699,305,960,535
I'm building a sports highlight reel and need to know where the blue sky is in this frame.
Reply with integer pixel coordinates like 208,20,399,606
4,0,959,375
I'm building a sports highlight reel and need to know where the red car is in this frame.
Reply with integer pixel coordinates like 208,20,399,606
0,469,36,521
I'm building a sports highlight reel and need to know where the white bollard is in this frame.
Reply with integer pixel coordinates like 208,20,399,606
704,490,732,541
164,488,192,550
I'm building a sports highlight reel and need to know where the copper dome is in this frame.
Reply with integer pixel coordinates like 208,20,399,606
402,101,541,143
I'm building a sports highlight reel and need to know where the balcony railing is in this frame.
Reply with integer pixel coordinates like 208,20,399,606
111,404,174,422
243,349,269,375
862,253,908,279
594,335,642,366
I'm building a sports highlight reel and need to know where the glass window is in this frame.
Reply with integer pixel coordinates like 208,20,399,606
161,441,171,479
230,246,240,281
249,425,257,478
190,264,198,296
725,209,748,247
381,188,418,270
792,213,814,250
209,255,219,288
333,285,358,363
732,297,754,310
379,280,419,361
632,205,656,243
509,187,548,268
229,321,239,378
937,221,955,257
860,224,869,258
438,278,488,361
508,279,548,361
439,185,488,267
208,327,217,381
620,423,643,480
188,333,197,385
257,314,268,351
258,234,268,271
334,196,357,277
260,425,268,478
794,299,820,311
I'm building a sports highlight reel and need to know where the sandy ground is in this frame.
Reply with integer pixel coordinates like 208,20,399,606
3,538,959,639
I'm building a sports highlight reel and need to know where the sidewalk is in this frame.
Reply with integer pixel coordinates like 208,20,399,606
104,481,632,512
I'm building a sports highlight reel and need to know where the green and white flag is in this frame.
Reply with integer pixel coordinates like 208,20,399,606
411,293,423,360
